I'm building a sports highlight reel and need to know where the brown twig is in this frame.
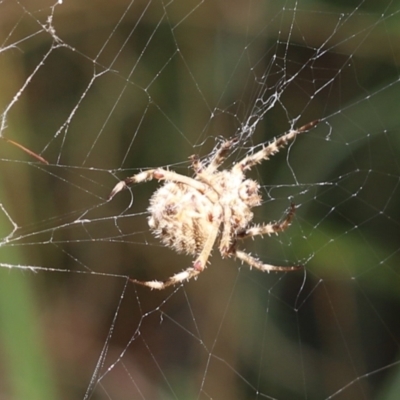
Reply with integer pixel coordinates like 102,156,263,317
2,137,49,165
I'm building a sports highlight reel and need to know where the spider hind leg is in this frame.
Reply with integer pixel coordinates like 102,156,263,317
234,250,302,272
238,203,296,240
130,219,220,290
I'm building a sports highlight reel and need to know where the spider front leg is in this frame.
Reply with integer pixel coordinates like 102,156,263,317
131,219,221,290
109,169,157,199
233,120,319,173
205,136,239,173
109,168,208,200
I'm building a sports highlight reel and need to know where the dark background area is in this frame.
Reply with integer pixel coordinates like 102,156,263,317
0,1,400,399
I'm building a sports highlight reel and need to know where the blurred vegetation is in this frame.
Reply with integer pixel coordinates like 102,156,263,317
0,0,400,399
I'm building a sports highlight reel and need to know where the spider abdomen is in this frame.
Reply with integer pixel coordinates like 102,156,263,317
148,182,217,256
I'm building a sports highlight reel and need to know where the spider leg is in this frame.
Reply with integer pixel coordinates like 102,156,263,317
228,203,301,272
189,154,204,174
131,220,221,290
188,137,238,180
205,136,239,173
192,137,240,195
234,249,302,272
232,120,318,173
219,206,233,256
109,168,208,200
237,203,296,240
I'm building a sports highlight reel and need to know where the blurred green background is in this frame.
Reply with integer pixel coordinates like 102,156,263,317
0,0,400,399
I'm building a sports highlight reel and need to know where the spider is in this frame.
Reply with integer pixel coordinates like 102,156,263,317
109,120,318,290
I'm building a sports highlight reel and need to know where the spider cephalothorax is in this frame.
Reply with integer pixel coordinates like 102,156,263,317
109,120,318,289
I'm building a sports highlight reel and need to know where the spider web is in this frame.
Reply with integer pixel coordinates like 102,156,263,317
0,0,400,399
